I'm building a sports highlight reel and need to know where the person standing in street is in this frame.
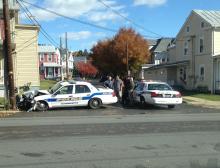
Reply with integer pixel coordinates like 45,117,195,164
103,75,113,89
122,76,135,105
113,75,124,102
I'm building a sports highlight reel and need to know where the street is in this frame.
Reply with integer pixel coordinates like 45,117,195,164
0,103,220,168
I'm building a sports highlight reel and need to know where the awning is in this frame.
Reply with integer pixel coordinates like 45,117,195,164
43,62,62,67
146,60,190,70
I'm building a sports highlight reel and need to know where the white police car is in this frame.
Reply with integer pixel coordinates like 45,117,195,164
131,81,182,108
33,80,118,111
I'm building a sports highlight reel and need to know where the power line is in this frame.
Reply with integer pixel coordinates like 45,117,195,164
97,0,163,38
18,0,159,39
18,0,118,33
17,0,59,47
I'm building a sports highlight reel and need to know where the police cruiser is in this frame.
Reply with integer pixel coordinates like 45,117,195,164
33,80,118,111
131,80,182,108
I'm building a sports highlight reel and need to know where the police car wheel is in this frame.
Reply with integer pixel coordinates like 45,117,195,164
36,101,48,111
168,105,175,109
89,98,101,109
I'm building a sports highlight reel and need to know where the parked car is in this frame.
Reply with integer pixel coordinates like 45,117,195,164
23,80,118,111
131,80,182,108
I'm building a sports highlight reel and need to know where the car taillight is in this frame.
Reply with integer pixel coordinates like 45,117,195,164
151,92,163,98
151,92,158,97
175,92,182,98
112,92,116,97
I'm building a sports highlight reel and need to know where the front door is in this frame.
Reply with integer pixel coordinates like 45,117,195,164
51,85,74,107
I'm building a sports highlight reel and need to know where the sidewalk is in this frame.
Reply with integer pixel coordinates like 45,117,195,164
183,96,220,109
0,110,20,118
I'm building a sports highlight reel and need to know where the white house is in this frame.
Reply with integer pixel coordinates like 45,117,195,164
144,10,220,93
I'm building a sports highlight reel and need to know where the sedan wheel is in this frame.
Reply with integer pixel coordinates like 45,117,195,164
36,101,48,111
89,98,101,109
168,105,175,109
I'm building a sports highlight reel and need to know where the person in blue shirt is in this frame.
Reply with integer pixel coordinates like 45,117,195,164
104,75,113,89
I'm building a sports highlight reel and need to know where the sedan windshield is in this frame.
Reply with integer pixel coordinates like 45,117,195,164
49,82,62,94
148,83,172,91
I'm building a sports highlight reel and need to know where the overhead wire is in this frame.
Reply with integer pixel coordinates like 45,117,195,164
18,0,162,39
97,0,163,38
18,0,118,33
17,0,59,47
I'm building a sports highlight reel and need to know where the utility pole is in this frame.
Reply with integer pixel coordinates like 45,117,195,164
65,32,69,79
126,41,130,76
60,36,64,80
3,0,16,110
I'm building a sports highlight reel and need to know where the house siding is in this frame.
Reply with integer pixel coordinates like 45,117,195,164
14,25,40,89
214,30,220,56
175,12,213,90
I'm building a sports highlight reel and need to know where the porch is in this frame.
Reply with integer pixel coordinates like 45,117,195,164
40,63,62,80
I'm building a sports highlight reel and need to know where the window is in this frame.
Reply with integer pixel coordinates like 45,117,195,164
56,85,73,95
186,26,190,33
184,41,188,55
40,54,44,61
48,67,53,76
148,84,172,91
48,54,52,61
201,22,205,28
75,85,91,94
199,38,204,53
199,65,205,81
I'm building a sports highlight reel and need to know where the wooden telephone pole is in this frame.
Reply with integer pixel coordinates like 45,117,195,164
65,32,69,79
3,0,16,110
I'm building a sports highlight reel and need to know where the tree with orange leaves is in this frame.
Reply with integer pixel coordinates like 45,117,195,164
90,28,150,76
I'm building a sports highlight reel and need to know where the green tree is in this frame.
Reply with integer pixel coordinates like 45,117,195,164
77,50,83,56
90,28,150,76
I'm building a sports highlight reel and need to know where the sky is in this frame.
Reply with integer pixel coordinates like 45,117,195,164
19,0,220,51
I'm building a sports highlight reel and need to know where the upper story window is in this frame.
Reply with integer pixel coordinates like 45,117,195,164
184,41,188,55
199,37,204,53
186,26,190,33
201,22,205,28
48,54,52,62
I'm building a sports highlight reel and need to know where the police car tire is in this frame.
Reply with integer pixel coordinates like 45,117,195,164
36,101,49,111
168,105,175,109
89,98,101,109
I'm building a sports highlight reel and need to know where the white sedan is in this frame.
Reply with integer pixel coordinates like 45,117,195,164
33,80,118,111
131,81,182,108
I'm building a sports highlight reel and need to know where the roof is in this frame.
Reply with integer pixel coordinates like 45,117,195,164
73,56,87,63
152,38,175,53
60,80,89,86
38,45,57,53
193,10,220,27
155,51,168,60
147,39,157,46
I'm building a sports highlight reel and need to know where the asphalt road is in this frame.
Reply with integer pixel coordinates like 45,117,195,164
1,103,220,168
10,102,220,118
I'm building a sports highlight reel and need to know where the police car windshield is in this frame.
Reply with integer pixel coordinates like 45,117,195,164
49,83,62,94
148,83,173,91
